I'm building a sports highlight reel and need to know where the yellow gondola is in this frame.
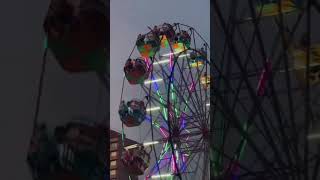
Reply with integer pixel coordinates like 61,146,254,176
292,44,320,86
200,75,211,89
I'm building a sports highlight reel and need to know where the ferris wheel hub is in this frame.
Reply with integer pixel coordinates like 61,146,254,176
202,127,210,140
171,126,181,143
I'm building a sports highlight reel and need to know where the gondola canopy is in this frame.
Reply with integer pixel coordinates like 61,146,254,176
136,32,160,58
44,0,107,73
121,146,151,175
119,100,146,127
292,40,320,86
189,48,207,68
124,58,150,85
255,0,302,17
172,30,191,54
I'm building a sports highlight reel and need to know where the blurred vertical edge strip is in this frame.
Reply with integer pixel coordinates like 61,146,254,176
105,0,110,179
210,0,214,180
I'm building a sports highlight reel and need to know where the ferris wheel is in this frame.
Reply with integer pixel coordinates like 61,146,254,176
118,23,211,180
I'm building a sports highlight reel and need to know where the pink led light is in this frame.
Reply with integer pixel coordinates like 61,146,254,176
230,161,240,174
189,82,196,92
144,57,150,70
160,127,169,138
171,154,177,173
179,113,186,130
182,154,187,163
168,103,174,119
169,51,173,68
169,111,174,119
257,59,271,96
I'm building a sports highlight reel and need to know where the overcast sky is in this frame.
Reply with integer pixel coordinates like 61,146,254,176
110,0,210,141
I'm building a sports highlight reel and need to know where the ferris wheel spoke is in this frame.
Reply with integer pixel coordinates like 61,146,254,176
203,62,210,127
148,140,179,177
143,68,190,126
183,60,209,125
194,65,209,127
157,143,173,171
145,101,168,131
179,60,206,119
141,85,171,121
185,50,209,123
184,154,202,179
172,88,201,128
209,0,317,178
167,83,204,127
211,61,291,167
212,4,298,172
151,55,203,121
202,144,210,180
196,144,209,180
249,5,298,164
174,58,191,123
182,141,207,179
142,87,167,108
229,78,285,146
170,64,207,125
149,154,172,177
174,57,208,125
141,120,163,143
213,84,279,177
222,152,256,178
169,64,206,121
